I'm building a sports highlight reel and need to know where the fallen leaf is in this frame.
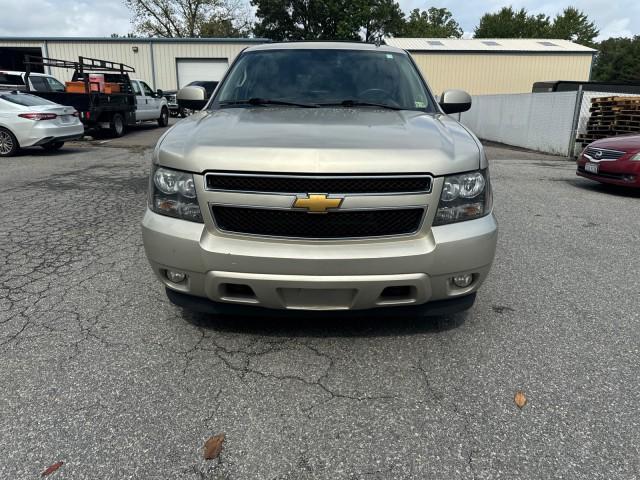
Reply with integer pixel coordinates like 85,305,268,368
514,390,527,409
203,433,225,460
41,461,63,477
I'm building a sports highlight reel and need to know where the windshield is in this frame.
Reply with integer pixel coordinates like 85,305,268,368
215,49,433,112
0,93,57,106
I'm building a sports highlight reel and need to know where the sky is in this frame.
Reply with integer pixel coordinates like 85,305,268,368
0,0,637,41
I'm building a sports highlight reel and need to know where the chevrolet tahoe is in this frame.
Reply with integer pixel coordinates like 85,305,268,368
142,42,498,315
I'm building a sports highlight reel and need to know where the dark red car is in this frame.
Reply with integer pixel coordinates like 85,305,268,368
577,135,640,188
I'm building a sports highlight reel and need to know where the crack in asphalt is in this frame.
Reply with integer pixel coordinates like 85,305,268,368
416,360,477,479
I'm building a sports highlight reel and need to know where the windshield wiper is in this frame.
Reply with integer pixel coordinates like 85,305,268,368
219,98,318,108
318,100,402,110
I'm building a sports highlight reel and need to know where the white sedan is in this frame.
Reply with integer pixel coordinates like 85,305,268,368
0,92,84,157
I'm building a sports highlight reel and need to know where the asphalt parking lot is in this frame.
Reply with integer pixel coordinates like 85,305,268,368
1,126,639,479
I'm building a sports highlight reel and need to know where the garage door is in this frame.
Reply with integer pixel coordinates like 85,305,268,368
176,59,229,88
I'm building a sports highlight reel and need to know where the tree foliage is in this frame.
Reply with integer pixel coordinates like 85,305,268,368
592,36,640,82
251,0,404,41
474,6,550,38
124,0,250,38
403,7,462,38
474,6,599,47
549,7,599,47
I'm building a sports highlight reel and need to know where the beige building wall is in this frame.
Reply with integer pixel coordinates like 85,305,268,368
0,40,257,90
151,42,249,90
47,41,154,86
411,53,593,95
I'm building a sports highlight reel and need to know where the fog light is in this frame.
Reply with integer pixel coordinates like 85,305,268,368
166,270,186,283
452,274,473,288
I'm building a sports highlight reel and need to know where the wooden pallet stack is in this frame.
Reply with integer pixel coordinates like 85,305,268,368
577,96,640,148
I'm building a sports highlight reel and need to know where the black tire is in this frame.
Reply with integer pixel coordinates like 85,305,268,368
41,141,64,151
0,127,19,157
158,107,169,127
110,113,126,137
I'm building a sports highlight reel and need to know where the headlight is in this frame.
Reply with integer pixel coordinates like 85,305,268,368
433,169,492,226
149,166,203,223
632,153,640,161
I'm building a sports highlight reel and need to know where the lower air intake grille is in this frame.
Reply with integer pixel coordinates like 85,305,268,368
211,206,424,239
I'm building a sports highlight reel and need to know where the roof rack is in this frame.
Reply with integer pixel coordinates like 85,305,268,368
22,55,135,94
24,55,135,74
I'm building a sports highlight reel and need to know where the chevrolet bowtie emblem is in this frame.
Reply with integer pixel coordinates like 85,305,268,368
293,194,343,213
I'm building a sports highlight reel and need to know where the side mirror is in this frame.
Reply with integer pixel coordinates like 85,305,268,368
156,89,163,97
177,85,207,111
439,89,472,114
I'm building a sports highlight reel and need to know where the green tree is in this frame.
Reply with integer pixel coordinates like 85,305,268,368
549,7,599,47
592,36,640,82
124,0,250,38
403,7,462,38
357,0,406,43
200,18,251,37
251,0,404,41
474,6,550,38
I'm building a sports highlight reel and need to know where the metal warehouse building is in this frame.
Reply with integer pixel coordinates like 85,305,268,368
1,36,595,95
384,38,596,95
0,37,266,91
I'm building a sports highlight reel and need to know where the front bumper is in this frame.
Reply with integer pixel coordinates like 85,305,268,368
576,155,640,188
142,210,498,311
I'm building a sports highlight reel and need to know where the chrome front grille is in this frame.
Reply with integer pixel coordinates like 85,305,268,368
585,147,626,161
205,172,432,239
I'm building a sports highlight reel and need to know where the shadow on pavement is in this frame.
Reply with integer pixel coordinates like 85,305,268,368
181,308,469,338
569,177,640,198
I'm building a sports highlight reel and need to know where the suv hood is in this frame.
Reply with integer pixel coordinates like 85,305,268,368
157,108,481,176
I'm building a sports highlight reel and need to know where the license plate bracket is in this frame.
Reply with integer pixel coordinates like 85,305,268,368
585,162,599,174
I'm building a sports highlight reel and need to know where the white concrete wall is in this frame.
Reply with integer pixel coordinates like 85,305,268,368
460,91,578,156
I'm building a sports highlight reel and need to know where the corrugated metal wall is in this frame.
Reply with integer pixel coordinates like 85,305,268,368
412,53,593,95
460,92,579,155
44,41,253,90
1,40,593,96
47,41,153,85
152,42,248,89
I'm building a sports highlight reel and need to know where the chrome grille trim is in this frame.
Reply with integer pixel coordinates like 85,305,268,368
203,172,433,195
585,147,626,161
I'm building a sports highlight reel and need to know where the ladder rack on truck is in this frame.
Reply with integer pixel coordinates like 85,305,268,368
24,55,137,137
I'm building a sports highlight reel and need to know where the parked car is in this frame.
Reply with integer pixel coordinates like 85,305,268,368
144,42,497,316
129,78,169,126
577,135,640,188
162,89,179,116
0,91,84,157
23,56,169,137
0,70,66,93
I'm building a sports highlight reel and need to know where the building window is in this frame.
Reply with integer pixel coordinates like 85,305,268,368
428,41,444,46
482,41,501,46
538,41,558,47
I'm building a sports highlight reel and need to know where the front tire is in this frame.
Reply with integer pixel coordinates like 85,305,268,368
0,127,19,157
110,113,126,137
41,141,64,151
158,107,169,127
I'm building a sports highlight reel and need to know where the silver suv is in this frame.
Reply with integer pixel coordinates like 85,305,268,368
142,42,497,315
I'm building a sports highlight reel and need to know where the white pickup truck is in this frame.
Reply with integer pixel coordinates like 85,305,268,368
129,78,169,125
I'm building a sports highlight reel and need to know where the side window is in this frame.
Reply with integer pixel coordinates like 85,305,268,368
46,77,65,92
30,76,49,91
141,82,154,96
131,81,141,95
